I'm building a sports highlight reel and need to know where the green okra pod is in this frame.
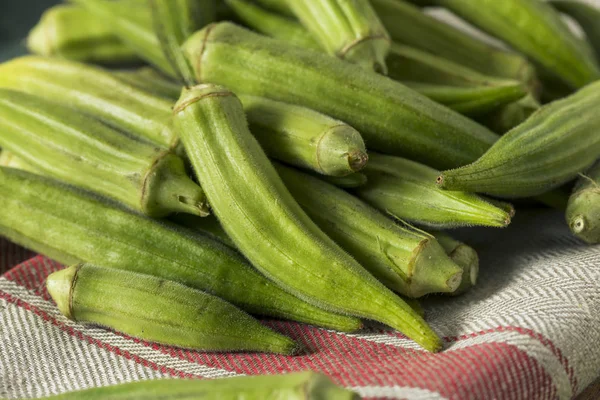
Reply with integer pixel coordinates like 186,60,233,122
0,89,207,218
550,0,600,63
275,163,463,298
432,0,600,89
0,150,37,173
27,4,139,64
36,371,359,399
354,153,513,228
181,22,499,171
47,264,297,354
566,161,600,244
477,95,541,134
113,67,182,100
438,81,600,198
173,84,443,352
0,167,362,332
431,231,479,295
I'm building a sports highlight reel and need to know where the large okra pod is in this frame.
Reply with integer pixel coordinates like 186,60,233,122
173,84,442,352
432,231,479,295
275,163,463,298
433,0,600,89
550,0,600,63
438,81,600,198
48,264,297,354
27,5,138,64
182,22,499,170
0,167,362,332
37,371,358,399
0,89,207,217
566,161,600,244
284,0,391,73
354,153,512,228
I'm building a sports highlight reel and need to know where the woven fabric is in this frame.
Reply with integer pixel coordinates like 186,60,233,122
1,209,599,399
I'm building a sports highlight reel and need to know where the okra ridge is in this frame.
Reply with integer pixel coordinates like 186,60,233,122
172,85,235,114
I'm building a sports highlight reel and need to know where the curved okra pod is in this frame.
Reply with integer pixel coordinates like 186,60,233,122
550,0,600,63
47,264,297,354
438,81,600,198
36,371,359,399
432,0,600,89
354,153,513,228
0,89,207,217
566,162,600,244
181,22,499,170
0,167,363,332
431,231,479,295
27,5,139,64
275,163,463,298
173,84,443,352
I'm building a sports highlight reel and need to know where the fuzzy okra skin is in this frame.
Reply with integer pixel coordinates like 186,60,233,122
47,264,297,354
27,5,139,64
275,163,463,298
550,0,600,63
432,231,479,295
0,89,207,217
37,371,359,400
182,22,499,171
433,0,600,89
173,84,442,352
0,167,363,332
566,162,600,244
354,153,513,228
438,81,600,198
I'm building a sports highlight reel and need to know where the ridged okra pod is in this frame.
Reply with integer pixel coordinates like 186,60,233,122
27,5,138,64
0,167,363,332
113,67,182,100
550,0,600,63
432,231,479,295
182,22,499,170
37,371,358,399
48,264,297,354
432,0,600,89
354,153,513,228
438,81,600,198
173,84,442,352
284,0,391,73
275,163,463,298
566,161,600,244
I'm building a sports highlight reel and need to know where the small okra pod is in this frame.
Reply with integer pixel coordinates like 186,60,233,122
27,5,139,65
182,22,500,170
48,264,297,354
432,0,600,89
354,153,513,228
550,0,600,63
36,371,359,399
275,163,463,298
566,161,600,244
284,0,391,73
239,95,368,176
113,67,182,100
173,84,442,352
0,167,363,332
0,89,207,217
431,231,479,296
438,81,600,198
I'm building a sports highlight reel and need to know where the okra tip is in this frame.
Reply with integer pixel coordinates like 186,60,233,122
566,188,600,244
173,83,235,115
26,22,49,56
317,125,368,176
448,244,479,296
409,239,464,298
46,264,81,320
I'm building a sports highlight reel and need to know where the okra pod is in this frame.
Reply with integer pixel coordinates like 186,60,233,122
0,150,37,173
354,153,512,228
182,22,499,170
566,161,600,244
113,67,182,100
0,89,207,217
438,81,600,198
0,167,363,332
37,371,358,399
432,231,479,295
275,163,463,298
477,95,541,134
27,5,139,64
48,264,297,354
432,0,600,89
550,0,600,63
173,84,442,352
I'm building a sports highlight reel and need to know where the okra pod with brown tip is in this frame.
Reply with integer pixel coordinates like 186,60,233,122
27,4,139,64
47,264,297,354
431,231,479,295
438,81,600,198
550,0,600,63
354,153,512,228
0,167,363,332
173,84,443,352
566,162,600,244
181,22,499,170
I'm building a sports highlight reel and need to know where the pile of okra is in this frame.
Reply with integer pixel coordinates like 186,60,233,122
0,0,598,354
